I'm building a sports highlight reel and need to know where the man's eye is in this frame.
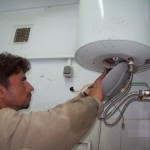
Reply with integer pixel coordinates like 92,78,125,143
22,77,27,81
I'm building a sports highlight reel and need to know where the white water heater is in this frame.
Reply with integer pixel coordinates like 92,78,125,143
75,0,150,72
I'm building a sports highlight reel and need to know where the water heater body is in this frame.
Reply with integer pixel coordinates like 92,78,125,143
75,0,150,72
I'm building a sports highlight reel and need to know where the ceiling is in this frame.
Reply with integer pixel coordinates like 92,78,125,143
0,0,79,11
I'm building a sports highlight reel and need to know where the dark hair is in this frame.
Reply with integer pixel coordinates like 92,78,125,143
0,52,31,88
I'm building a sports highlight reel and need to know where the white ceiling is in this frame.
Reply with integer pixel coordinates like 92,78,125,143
0,0,79,11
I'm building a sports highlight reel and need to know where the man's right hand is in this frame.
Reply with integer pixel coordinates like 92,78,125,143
84,69,107,101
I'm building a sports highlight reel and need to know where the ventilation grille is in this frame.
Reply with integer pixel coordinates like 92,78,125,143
14,27,30,43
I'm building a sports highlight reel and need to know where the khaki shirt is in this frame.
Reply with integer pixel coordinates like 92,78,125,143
0,94,103,150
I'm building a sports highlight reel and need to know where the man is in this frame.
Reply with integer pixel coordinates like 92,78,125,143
0,52,106,150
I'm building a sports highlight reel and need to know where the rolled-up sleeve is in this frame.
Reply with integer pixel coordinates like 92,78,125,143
0,94,103,150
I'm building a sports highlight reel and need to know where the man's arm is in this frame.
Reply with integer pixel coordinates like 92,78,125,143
0,71,106,150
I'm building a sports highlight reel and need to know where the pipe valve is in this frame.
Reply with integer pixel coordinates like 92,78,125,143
139,90,150,102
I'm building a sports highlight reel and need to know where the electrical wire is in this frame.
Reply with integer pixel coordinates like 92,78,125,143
70,83,93,94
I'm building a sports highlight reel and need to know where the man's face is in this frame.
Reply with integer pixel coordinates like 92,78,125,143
5,70,34,110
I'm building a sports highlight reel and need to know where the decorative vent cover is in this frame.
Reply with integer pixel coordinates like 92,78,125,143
14,27,30,43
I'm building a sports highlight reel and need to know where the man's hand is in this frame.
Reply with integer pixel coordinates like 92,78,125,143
84,69,107,101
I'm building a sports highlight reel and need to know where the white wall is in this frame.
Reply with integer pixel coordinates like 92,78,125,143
0,4,78,58
27,59,99,111
0,0,79,11
0,3,101,150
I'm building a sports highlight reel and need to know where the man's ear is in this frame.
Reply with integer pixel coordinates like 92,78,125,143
0,85,7,98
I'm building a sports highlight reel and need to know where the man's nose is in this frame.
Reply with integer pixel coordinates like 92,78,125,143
27,81,34,92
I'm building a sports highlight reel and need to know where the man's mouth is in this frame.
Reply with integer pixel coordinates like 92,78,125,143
27,93,32,99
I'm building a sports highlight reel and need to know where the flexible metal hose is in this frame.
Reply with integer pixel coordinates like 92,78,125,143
103,97,138,127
